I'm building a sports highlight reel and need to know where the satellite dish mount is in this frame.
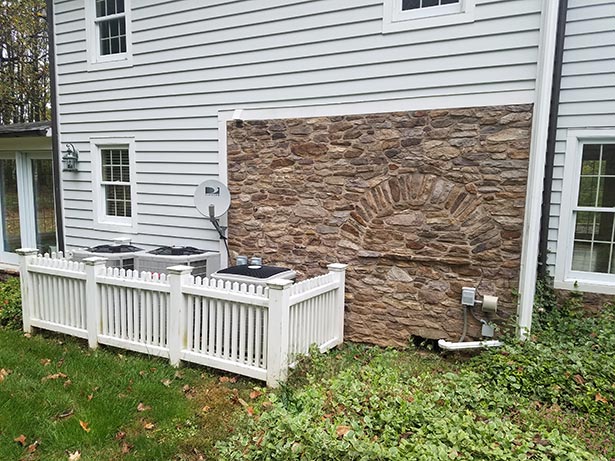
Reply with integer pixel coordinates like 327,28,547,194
194,180,232,257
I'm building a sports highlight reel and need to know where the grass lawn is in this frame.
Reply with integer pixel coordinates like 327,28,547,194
0,329,257,460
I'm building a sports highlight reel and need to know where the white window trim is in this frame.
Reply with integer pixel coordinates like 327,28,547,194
85,0,133,71
382,0,475,33
90,137,137,233
555,129,615,295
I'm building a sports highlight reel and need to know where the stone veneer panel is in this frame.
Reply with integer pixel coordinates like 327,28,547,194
227,105,533,347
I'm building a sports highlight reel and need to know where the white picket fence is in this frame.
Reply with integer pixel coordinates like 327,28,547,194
16,249,347,387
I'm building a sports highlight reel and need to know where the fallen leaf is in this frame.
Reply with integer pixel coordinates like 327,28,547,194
40,358,51,366
87,394,94,401
249,390,262,400
246,406,255,416
595,393,608,404
63,379,72,388
143,422,155,430
174,371,183,379
56,409,74,420
139,370,146,376
23,333,31,338
68,450,81,461
115,431,126,440
237,398,249,408
42,372,68,382
161,379,171,387
573,374,585,385
336,425,351,438
26,440,39,453
219,376,237,384
262,401,273,410
79,420,91,433
121,442,133,454
201,405,211,413
56,358,65,368
0,368,11,383
137,402,151,412
14,434,26,446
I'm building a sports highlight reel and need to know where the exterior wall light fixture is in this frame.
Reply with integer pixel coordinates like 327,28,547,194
62,143,79,172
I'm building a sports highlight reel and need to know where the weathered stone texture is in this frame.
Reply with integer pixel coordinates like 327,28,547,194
227,105,533,347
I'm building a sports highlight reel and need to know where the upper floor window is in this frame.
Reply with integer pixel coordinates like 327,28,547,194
383,0,475,33
96,0,127,56
402,0,460,11
86,0,132,69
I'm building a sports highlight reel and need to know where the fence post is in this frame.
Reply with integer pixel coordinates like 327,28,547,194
266,278,293,388
327,263,348,346
167,265,193,367
83,257,107,349
16,248,39,333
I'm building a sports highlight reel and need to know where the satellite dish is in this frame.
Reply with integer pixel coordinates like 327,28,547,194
194,180,231,219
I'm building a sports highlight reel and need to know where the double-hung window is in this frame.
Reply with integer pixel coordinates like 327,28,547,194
101,148,132,218
86,0,132,68
556,133,615,293
95,0,126,56
383,0,475,32
91,138,136,231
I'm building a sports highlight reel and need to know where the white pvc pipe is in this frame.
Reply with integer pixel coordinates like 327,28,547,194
438,339,503,351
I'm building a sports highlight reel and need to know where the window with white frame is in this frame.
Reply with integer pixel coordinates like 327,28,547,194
555,133,615,294
570,143,615,275
402,0,460,12
90,138,136,231
383,0,475,32
101,148,132,218
86,0,131,67
95,0,127,56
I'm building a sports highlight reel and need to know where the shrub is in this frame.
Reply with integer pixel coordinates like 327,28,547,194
0,276,22,329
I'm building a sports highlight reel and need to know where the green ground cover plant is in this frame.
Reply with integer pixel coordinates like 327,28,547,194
219,299,615,460
0,275,22,329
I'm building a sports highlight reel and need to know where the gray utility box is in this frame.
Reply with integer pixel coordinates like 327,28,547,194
70,243,145,270
211,265,296,286
135,246,220,277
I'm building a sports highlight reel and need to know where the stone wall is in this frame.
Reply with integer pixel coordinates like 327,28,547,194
227,105,533,346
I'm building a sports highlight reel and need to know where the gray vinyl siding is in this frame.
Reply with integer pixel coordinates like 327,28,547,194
546,0,615,273
53,0,543,250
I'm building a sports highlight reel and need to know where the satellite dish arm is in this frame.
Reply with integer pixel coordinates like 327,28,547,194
208,205,227,241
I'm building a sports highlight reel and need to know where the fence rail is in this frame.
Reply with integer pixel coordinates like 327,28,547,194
17,249,347,386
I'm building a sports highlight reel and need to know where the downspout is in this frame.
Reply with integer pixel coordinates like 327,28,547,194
538,0,569,278
46,0,65,252
517,0,561,340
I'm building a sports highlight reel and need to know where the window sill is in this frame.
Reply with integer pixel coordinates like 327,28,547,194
554,278,615,296
87,55,133,72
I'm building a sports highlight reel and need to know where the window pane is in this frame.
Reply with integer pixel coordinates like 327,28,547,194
106,0,116,15
595,213,614,242
578,176,598,206
110,19,119,37
402,0,420,10
96,0,106,17
422,0,440,7
581,144,601,175
604,144,615,175
441,0,460,3
116,0,125,14
592,243,611,273
600,177,615,207
571,242,592,272
575,211,594,240
120,36,127,53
